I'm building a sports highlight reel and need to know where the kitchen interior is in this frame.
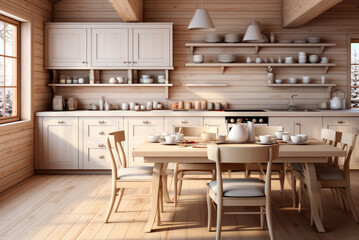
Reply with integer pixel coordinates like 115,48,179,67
1,0,359,239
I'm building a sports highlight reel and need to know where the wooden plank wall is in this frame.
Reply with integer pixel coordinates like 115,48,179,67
0,0,52,193
51,0,358,109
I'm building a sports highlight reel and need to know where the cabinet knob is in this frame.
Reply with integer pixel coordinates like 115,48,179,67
295,123,300,126
143,120,150,124
99,120,105,124
58,120,65,124
98,144,105,147
133,61,137,64
337,120,345,124
99,155,105,159
181,120,188,124
99,131,105,135
123,61,128,64
82,61,86,64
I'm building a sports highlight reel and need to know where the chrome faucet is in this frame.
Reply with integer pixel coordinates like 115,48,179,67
288,94,298,111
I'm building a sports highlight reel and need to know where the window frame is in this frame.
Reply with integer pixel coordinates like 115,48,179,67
0,14,21,124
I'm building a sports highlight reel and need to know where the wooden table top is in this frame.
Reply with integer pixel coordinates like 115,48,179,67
132,138,347,163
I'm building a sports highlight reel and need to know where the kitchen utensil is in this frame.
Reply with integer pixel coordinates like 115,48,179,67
297,134,308,143
193,55,204,63
246,121,255,143
228,123,248,143
173,133,184,142
290,135,301,144
109,77,117,84
134,105,140,111
142,75,150,78
309,55,318,63
201,132,215,141
178,100,184,110
194,100,201,110
282,134,290,142
157,103,162,109
321,75,326,84
185,101,192,110
285,57,293,63
52,95,65,111
99,97,104,111
246,57,252,63
207,102,214,110
217,54,236,63
218,134,226,142
78,77,84,84
66,76,72,84
129,102,136,110
302,76,310,84
121,102,129,110
321,57,329,64
158,78,166,84
259,135,271,144
289,77,297,84
73,78,78,84
165,135,176,144
66,98,78,111
275,130,283,139
330,89,344,110
224,33,240,43
140,105,145,111
214,102,222,110
270,33,275,43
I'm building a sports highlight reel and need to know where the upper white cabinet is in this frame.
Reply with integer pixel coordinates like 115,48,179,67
46,28,88,68
133,28,171,67
45,23,173,69
91,29,129,67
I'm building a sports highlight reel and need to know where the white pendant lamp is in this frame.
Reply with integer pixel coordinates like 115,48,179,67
188,0,215,31
243,21,264,42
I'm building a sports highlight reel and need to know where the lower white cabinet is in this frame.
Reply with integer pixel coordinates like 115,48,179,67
80,117,123,169
269,117,323,139
323,117,359,169
164,117,203,133
41,117,79,169
204,117,227,135
126,117,164,166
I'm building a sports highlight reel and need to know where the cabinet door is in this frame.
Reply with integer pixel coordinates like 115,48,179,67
164,117,203,133
42,117,79,169
47,28,87,67
132,28,171,67
91,29,129,67
126,117,164,166
204,117,227,135
294,117,323,139
269,117,295,134
81,117,123,169
323,117,359,169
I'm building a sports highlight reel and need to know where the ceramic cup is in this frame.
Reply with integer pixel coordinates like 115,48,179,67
309,55,318,63
165,135,176,144
202,132,215,142
259,135,271,143
275,131,283,139
302,76,310,84
172,133,184,142
297,134,308,143
282,134,290,142
289,77,297,84
148,134,160,143
129,102,136,110
121,102,129,110
218,134,226,142
193,55,204,63
290,135,302,144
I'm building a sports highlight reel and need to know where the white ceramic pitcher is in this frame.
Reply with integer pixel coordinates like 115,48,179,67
228,123,248,143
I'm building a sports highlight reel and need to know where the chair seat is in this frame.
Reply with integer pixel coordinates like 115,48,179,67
316,166,345,180
292,163,303,175
208,179,265,198
117,166,153,180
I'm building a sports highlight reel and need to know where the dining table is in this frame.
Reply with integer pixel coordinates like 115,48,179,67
132,138,347,233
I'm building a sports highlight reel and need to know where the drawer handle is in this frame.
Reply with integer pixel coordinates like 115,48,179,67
133,61,137,64
82,61,86,64
99,131,105,135
337,120,345,124
295,123,300,126
58,120,65,124
99,155,105,159
99,120,105,124
143,120,150,124
181,120,188,124
98,144,105,147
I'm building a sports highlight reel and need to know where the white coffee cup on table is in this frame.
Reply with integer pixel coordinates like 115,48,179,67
297,134,308,143
275,131,283,139
259,135,271,144
148,134,160,143
291,135,301,144
282,134,290,142
165,135,176,144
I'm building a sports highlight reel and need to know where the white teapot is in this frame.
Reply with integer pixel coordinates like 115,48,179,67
228,123,248,143
330,89,345,110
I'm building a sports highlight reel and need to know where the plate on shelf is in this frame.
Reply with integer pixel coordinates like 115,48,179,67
294,40,306,43
255,141,277,145
278,40,293,43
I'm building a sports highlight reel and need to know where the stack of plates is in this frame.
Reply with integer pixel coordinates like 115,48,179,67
217,54,236,63
205,34,221,43
307,36,320,43
278,40,292,43
224,34,240,43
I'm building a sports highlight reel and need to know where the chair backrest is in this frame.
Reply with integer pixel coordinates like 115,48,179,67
321,128,339,146
254,125,283,136
338,132,357,174
176,126,218,137
107,131,127,180
207,144,280,198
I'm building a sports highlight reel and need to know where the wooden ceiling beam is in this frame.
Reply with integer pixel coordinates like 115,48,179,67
283,0,343,28
108,0,143,22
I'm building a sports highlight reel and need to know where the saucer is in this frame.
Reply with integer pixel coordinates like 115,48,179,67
160,142,177,145
149,140,160,143
255,141,276,145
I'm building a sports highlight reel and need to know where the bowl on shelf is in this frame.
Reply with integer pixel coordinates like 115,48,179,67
307,36,320,43
142,78,154,84
193,55,204,63
116,76,126,84
224,34,240,43
217,54,236,63
205,34,221,43
275,79,283,84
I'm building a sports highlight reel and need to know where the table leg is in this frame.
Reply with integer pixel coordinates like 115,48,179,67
145,163,163,233
161,163,172,203
302,163,325,233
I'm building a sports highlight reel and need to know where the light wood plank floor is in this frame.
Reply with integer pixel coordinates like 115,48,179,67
1,173,359,240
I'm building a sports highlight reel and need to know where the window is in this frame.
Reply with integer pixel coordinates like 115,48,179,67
0,15,20,124
351,40,359,108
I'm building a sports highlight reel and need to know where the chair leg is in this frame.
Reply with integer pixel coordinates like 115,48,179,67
157,183,162,225
114,188,125,212
298,179,303,214
104,186,117,223
279,170,285,193
178,171,184,196
216,200,223,240
260,206,265,230
173,163,178,206
207,187,213,232
344,185,359,223
245,169,250,179
266,200,274,240
291,173,297,208
340,189,349,211
336,188,346,210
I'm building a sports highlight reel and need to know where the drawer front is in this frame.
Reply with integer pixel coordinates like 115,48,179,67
164,117,203,132
88,125,117,138
83,148,111,169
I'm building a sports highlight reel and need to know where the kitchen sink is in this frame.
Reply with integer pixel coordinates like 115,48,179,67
266,109,319,112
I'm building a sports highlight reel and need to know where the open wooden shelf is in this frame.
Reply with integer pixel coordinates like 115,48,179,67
48,83,173,87
266,84,336,87
185,42,336,54
185,63,336,74
182,83,228,87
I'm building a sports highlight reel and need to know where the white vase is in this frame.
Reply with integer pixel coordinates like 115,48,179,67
246,121,255,143
228,124,248,143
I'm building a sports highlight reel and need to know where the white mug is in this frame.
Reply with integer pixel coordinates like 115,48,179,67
259,135,271,143
218,134,226,142
282,134,290,142
121,102,129,110
165,135,176,144
290,135,301,144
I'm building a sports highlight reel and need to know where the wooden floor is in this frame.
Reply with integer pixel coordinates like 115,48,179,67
1,172,359,240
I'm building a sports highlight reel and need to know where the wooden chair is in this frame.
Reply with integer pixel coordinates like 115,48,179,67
207,144,279,240
173,126,218,205
245,126,285,192
104,131,162,223
290,128,339,212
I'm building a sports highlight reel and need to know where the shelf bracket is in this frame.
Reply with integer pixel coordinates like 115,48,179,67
324,66,329,74
327,86,333,99
220,66,225,74
254,46,259,55
320,46,325,54
165,86,169,99
190,46,194,54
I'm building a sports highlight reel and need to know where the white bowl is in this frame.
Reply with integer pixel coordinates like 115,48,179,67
193,55,204,63
291,135,302,144
297,134,308,143
148,134,160,143
224,33,240,43
307,37,320,43
158,78,166,84
302,76,310,84
275,79,282,84
142,78,153,84
289,78,297,84
205,34,221,43
142,75,151,79
116,77,125,84
259,135,271,143
217,54,236,63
